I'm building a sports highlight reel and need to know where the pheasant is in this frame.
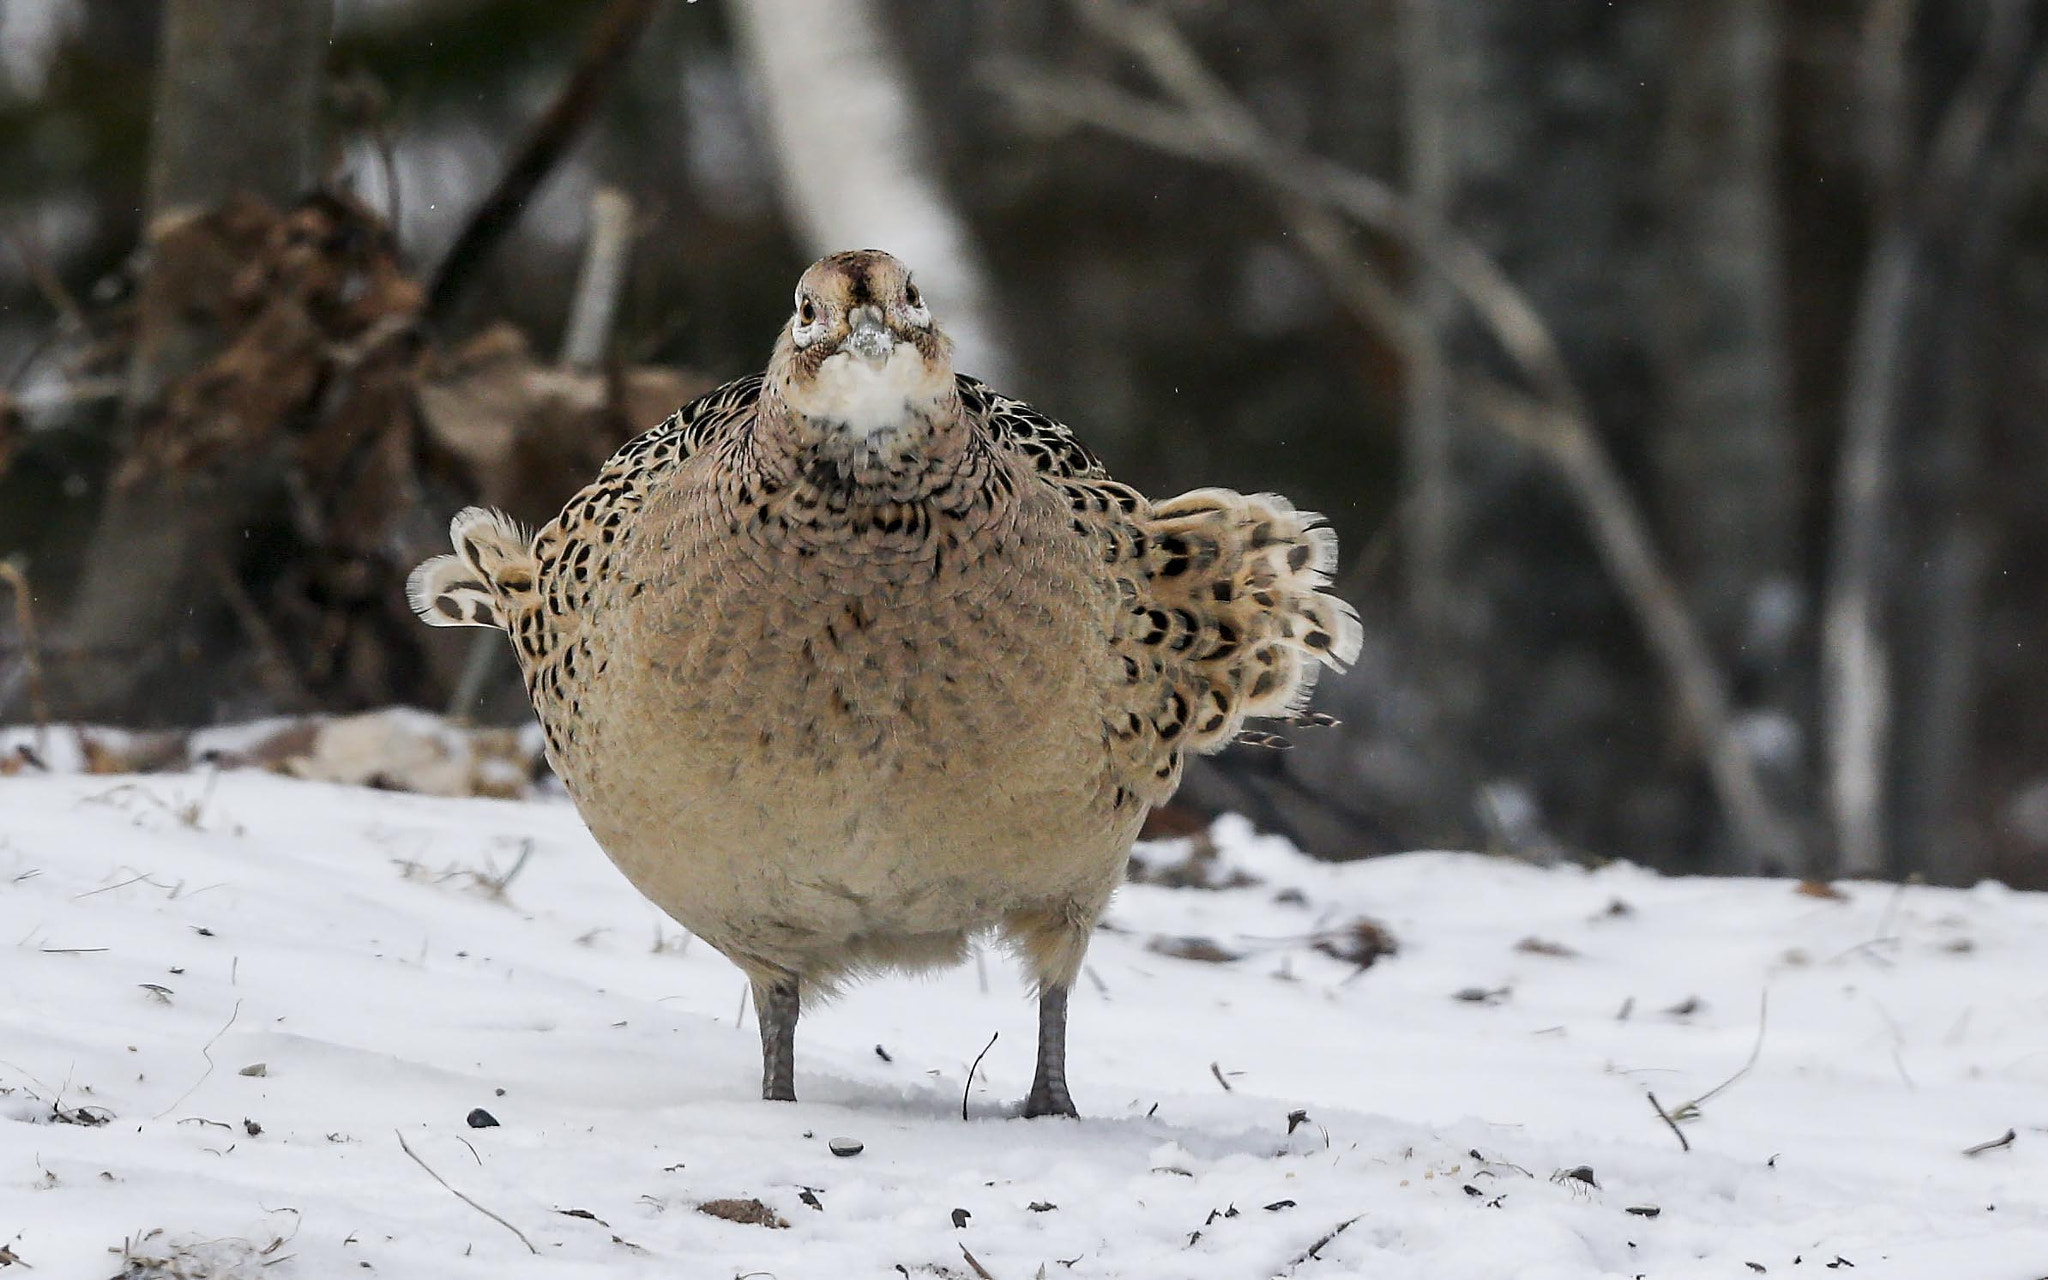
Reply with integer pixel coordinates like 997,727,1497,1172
408,250,1361,1117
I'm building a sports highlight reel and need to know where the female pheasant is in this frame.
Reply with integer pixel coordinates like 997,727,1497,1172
409,250,1361,1117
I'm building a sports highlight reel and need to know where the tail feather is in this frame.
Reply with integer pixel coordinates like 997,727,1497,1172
1138,488,1363,754
406,507,532,630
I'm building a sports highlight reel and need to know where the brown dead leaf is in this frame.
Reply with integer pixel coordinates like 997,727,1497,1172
418,326,710,529
1314,918,1400,969
79,730,192,775
697,1198,789,1229
1126,828,1260,890
1795,880,1849,901
1147,935,1242,963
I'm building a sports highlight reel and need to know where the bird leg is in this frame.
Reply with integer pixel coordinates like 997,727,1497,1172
1023,982,1079,1118
754,976,799,1102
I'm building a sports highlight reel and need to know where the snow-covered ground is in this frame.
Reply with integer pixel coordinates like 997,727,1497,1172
2,767,2045,1278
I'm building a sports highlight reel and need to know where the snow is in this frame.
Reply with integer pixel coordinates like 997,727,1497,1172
3,767,2045,1278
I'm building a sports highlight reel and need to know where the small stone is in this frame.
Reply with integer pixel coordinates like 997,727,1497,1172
238,1062,267,1077
828,1137,863,1157
466,1108,500,1129
951,1207,971,1228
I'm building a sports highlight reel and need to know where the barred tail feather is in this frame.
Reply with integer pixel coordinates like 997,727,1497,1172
405,507,533,630
1138,488,1363,754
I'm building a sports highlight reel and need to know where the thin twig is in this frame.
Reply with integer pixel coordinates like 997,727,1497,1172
1961,1127,2015,1157
74,872,177,900
959,1243,996,1279
154,998,242,1120
1872,876,1913,945
395,1129,539,1254
210,556,314,712
962,1031,999,1121
1287,1215,1362,1268
1209,1061,1234,1093
1646,1091,1690,1153
1868,996,1917,1091
1674,991,1769,1118
0,226,88,334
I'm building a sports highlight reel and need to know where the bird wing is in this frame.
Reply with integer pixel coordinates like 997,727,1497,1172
967,387,1363,805
409,373,763,661
959,374,1110,479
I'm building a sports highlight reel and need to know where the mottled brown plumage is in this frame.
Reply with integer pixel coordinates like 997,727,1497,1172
409,249,1361,1116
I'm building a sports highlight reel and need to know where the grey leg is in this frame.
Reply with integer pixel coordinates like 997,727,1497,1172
1022,983,1079,1118
754,976,799,1102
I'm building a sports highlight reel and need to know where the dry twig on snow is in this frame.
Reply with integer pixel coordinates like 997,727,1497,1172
395,1128,540,1254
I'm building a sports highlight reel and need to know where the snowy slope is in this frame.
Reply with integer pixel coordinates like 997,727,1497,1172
2,768,2045,1278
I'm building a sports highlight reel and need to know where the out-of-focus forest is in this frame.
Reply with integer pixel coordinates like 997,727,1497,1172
3,0,2046,886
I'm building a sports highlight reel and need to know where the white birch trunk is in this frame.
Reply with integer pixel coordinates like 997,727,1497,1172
727,0,1012,384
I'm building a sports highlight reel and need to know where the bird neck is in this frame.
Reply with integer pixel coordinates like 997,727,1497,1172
752,379,972,503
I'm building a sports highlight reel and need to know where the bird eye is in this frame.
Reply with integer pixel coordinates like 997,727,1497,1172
799,298,818,325
904,283,921,309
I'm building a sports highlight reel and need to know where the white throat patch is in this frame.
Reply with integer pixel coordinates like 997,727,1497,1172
803,345,935,438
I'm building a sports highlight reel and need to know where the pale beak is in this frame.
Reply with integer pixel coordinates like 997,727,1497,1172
845,305,895,363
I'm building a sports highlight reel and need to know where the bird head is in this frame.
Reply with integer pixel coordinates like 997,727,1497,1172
770,250,955,443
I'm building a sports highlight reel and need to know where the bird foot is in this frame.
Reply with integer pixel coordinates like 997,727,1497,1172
1022,1080,1079,1119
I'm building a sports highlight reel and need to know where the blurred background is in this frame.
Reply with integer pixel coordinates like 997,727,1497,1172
2,0,2046,886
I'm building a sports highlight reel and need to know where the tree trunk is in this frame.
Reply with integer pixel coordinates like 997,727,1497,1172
55,0,335,725
1885,5,2044,884
1825,1,2046,876
1395,0,1482,848
144,0,330,222
727,0,1012,384
1399,0,1456,660
131,0,334,411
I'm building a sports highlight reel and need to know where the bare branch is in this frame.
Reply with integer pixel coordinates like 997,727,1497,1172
560,187,638,370
992,0,1800,870
1465,384,1800,869
425,0,661,330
